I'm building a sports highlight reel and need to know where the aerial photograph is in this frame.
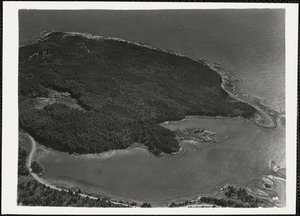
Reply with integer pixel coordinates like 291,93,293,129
17,8,288,209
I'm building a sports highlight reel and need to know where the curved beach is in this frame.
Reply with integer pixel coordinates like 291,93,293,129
25,133,131,207
205,61,278,129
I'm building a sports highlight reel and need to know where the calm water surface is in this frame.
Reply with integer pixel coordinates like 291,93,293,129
38,116,285,202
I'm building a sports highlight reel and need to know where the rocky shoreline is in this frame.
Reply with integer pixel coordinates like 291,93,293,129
201,60,280,129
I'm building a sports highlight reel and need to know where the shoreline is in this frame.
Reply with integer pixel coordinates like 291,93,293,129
72,143,151,160
203,61,279,129
25,133,132,207
21,31,192,61
26,133,194,207
27,129,285,208
23,120,284,207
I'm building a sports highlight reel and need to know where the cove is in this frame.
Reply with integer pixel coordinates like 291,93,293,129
35,115,285,205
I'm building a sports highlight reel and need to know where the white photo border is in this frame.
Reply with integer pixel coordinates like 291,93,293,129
2,1,298,215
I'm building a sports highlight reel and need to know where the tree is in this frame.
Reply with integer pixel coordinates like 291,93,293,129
141,202,151,207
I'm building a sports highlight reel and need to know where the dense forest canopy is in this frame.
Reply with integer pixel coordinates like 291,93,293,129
19,31,256,155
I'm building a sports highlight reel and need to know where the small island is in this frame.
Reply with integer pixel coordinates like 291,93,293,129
175,127,225,143
30,161,44,175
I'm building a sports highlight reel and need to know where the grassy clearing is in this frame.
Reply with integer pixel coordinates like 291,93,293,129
34,88,84,111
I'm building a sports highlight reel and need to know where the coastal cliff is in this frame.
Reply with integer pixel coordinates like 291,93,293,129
19,31,256,155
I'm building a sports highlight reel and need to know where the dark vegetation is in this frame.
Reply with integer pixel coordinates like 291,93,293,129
19,32,256,155
169,186,262,207
17,180,125,207
169,200,194,207
198,196,259,208
30,161,43,174
224,185,257,203
199,185,261,207
18,148,29,176
169,196,260,208
141,202,152,207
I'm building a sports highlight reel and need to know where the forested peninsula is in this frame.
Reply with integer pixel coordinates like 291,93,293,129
19,31,256,155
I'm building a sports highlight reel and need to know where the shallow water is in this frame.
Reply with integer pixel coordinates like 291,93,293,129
37,116,285,203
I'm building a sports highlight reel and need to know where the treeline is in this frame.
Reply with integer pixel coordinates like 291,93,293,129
169,200,194,207
169,186,262,208
224,185,258,204
31,161,43,174
199,185,261,208
18,148,29,176
19,32,256,155
141,202,152,207
199,196,259,208
17,180,126,207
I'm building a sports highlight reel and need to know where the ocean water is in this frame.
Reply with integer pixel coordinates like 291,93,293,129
19,9,285,112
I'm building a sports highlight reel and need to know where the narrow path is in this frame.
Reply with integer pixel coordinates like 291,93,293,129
25,133,131,207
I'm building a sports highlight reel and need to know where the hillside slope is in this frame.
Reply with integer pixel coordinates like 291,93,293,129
19,31,256,155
